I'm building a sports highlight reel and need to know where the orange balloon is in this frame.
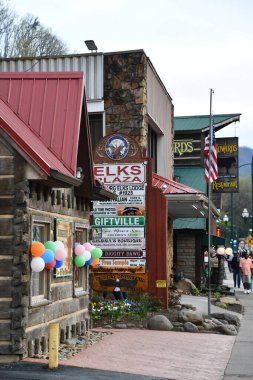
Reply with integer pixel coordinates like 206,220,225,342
91,258,99,266
31,242,45,257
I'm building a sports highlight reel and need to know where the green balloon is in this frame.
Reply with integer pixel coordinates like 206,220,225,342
91,247,103,259
44,241,57,252
74,255,86,268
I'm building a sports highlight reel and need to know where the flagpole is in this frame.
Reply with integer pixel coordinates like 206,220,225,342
208,88,214,315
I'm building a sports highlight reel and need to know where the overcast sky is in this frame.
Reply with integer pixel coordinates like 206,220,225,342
9,0,253,147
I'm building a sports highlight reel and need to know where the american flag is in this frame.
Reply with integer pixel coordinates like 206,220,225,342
204,127,218,183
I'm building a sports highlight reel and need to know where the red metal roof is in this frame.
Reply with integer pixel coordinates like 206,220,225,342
0,72,84,180
152,172,204,194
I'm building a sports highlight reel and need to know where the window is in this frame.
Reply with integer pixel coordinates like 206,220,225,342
89,113,103,148
148,125,157,172
74,225,89,295
31,217,51,305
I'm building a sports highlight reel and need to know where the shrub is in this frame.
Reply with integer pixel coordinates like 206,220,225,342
91,291,163,323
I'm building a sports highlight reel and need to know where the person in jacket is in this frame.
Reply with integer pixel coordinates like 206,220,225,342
240,252,253,294
231,252,241,288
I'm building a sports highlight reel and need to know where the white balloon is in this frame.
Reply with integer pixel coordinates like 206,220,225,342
83,242,93,251
225,247,233,256
55,241,65,250
216,247,225,255
80,250,91,261
31,257,45,272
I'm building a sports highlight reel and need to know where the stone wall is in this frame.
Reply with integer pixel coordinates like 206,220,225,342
104,51,148,149
0,135,91,361
175,232,196,282
0,136,29,361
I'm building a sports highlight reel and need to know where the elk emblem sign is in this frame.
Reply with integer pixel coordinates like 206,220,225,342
105,135,129,160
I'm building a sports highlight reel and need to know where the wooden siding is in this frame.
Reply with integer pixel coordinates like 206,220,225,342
146,185,168,308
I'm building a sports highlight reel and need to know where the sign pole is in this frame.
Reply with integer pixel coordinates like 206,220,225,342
208,88,214,315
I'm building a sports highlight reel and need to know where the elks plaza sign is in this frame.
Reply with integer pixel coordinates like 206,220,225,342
91,133,148,291
94,163,146,184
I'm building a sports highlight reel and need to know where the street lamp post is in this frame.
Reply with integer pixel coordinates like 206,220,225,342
238,157,253,233
242,208,250,224
223,214,229,243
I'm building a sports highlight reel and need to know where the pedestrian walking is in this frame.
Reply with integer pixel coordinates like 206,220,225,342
231,252,241,288
240,252,253,294
238,241,246,257
249,253,253,292
227,252,233,273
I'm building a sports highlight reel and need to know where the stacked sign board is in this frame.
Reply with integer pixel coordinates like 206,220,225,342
90,133,150,292
92,162,147,272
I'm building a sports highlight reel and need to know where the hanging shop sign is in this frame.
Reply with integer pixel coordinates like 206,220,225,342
92,227,145,238
94,196,145,205
100,250,146,258
98,258,146,268
91,272,148,292
212,137,239,193
106,184,146,196
94,163,146,184
92,216,145,227
92,204,145,216
91,238,145,250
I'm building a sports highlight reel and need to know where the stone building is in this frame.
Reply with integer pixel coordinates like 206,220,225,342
0,71,114,362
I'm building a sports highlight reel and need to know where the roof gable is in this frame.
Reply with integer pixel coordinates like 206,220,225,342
174,113,241,132
0,72,84,180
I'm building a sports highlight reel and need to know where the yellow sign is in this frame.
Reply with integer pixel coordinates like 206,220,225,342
245,235,253,245
156,280,167,288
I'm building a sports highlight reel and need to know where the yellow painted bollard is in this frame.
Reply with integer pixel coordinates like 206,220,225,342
49,322,59,370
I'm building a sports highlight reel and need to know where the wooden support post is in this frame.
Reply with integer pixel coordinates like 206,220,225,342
49,322,59,370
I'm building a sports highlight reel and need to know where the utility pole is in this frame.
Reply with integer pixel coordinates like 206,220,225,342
230,193,234,246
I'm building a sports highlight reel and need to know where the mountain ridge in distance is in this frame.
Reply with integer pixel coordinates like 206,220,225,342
239,146,253,177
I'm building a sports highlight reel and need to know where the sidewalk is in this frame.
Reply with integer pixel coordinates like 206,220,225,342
0,265,252,379
223,263,253,379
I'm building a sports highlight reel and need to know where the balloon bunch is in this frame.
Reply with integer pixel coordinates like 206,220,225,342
30,241,67,273
74,242,103,268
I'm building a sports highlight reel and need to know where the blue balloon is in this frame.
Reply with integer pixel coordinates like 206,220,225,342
85,257,92,266
54,260,63,268
41,249,54,264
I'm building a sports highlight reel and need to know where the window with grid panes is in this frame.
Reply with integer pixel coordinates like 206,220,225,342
74,226,89,294
31,218,51,305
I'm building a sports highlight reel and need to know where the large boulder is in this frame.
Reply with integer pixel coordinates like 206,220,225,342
214,324,238,336
183,322,199,333
147,315,173,331
179,308,203,325
175,279,197,294
210,312,240,327
218,297,243,313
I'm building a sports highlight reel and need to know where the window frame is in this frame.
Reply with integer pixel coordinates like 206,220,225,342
74,223,90,297
88,112,104,148
30,215,52,307
148,125,158,172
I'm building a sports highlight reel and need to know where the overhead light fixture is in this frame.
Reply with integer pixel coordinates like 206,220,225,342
76,166,83,180
192,204,198,210
85,40,97,52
